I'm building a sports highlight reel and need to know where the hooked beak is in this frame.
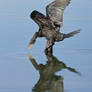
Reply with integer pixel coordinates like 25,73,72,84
28,43,33,50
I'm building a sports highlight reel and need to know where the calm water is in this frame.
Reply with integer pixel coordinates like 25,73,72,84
0,50,92,92
0,0,92,92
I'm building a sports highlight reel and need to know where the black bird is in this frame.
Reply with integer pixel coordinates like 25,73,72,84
28,0,80,53
29,54,81,92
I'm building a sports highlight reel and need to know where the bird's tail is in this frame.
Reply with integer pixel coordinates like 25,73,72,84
66,67,81,76
63,29,80,39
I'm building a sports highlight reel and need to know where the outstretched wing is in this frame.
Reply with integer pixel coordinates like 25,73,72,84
46,0,71,27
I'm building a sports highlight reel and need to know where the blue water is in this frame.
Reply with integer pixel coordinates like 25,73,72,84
0,0,92,92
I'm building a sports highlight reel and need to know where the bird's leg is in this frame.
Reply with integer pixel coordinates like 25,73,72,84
45,46,53,56
28,32,39,49
45,39,54,55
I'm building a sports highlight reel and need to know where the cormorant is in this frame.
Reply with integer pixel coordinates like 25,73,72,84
28,0,80,53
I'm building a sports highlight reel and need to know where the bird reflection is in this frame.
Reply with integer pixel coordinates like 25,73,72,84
29,54,81,92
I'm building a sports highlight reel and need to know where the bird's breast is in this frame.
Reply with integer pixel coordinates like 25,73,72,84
41,28,56,39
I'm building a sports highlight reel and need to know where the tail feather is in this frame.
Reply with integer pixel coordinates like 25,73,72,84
64,29,80,38
66,67,81,76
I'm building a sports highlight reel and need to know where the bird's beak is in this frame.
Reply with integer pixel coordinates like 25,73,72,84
28,43,33,49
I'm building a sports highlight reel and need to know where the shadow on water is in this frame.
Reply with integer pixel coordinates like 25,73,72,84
28,54,81,92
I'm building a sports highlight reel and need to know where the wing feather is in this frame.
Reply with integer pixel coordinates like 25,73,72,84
46,0,71,27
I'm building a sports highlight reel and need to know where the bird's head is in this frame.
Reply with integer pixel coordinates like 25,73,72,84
30,10,39,19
